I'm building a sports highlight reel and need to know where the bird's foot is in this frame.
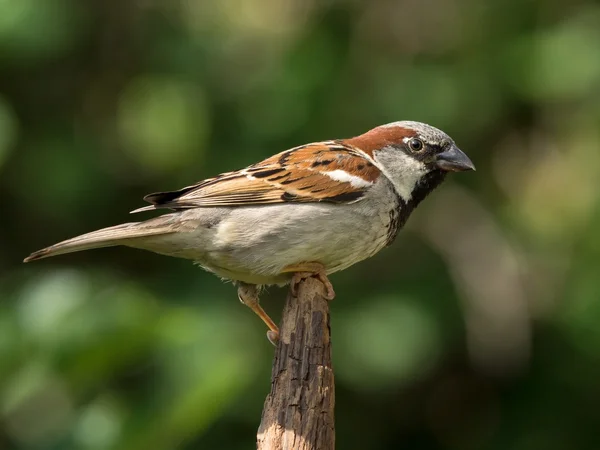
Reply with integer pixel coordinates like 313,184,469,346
266,330,279,346
284,262,336,300
237,283,279,346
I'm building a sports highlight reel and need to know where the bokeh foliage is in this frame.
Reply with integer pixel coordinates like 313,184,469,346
2,0,600,449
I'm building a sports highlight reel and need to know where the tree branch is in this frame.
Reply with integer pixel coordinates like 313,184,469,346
257,276,335,450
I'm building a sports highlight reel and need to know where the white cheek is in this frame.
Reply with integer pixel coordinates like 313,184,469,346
323,169,373,188
372,150,428,201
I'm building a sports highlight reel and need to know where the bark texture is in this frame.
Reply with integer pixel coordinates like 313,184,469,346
257,277,335,450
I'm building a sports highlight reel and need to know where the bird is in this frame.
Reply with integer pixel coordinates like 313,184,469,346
24,121,475,344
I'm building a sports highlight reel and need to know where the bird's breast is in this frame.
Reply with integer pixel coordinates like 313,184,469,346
176,183,403,284
384,191,412,247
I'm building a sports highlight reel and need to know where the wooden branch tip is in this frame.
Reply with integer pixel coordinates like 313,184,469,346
257,276,335,450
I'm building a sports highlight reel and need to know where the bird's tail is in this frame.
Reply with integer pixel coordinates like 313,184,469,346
23,221,176,262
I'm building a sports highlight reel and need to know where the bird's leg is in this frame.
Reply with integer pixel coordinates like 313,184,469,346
237,283,279,345
281,262,335,300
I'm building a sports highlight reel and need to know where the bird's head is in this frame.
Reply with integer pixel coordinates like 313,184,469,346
347,121,475,203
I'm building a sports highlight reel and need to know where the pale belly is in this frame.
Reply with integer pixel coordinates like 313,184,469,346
202,201,394,285
133,196,399,286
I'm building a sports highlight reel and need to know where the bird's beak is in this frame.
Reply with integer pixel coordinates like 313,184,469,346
435,145,476,172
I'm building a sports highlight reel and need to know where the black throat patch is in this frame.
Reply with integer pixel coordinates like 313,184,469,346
385,170,447,246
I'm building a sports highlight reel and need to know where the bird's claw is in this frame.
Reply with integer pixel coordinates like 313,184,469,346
291,271,335,300
266,330,279,346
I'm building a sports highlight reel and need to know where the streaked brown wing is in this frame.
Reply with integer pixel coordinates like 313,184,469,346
134,142,381,211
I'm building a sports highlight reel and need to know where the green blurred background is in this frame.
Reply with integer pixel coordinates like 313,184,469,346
2,0,600,449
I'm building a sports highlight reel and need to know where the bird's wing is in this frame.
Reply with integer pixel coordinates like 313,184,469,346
131,141,381,212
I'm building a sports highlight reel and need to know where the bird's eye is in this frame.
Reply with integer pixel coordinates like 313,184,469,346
408,138,424,152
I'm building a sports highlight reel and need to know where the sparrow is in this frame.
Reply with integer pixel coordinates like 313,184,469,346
24,121,475,343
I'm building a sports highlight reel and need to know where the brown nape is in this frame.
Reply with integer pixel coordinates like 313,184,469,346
344,126,415,157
